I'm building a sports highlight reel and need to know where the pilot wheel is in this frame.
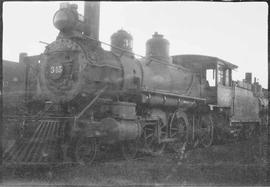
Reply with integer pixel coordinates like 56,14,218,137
75,137,97,165
121,138,139,160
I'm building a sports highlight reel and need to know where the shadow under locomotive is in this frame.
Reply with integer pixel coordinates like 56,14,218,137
3,2,268,167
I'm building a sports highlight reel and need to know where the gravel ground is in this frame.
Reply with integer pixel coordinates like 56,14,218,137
2,135,268,186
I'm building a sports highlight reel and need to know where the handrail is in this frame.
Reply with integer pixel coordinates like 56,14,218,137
71,35,194,72
75,85,108,120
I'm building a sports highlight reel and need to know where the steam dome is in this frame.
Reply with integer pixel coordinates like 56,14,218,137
146,32,170,63
111,29,133,57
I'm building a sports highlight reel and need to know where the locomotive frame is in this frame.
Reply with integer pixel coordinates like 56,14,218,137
3,2,268,166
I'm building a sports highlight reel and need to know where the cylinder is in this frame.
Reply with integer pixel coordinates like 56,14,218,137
100,118,142,143
109,102,136,119
84,2,100,40
146,32,170,63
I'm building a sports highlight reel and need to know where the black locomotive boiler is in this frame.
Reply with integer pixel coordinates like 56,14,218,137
3,2,268,166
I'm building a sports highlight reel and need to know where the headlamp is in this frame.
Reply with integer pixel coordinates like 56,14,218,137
53,9,77,31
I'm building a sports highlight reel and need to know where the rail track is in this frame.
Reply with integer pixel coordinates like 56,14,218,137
2,134,267,186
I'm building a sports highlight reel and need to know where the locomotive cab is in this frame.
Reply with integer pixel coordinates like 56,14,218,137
188,55,261,125
172,54,237,105
204,58,236,106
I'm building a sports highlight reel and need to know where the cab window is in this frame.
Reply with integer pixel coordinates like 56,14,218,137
225,69,231,86
217,64,232,86
218,64,224,85
206,69,216,87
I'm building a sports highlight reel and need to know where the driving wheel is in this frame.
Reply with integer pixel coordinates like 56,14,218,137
169,111,190,153
143,119,167,155
198,114,214,148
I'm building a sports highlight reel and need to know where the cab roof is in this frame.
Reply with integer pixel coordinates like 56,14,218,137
172,54,238,70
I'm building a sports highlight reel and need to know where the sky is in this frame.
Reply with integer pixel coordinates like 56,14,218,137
3,1,268,88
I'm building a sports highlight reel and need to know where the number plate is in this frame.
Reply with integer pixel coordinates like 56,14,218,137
48,64,63,79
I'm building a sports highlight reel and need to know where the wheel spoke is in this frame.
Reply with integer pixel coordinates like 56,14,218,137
198,115,213,148
143,119,167,155
171,127,179,131
148,136,156,145
145,133,154,139
145,127,154,131
122,139,138,160
169,111,189,154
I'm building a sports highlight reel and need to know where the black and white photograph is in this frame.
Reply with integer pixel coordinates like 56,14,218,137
2,1,268,186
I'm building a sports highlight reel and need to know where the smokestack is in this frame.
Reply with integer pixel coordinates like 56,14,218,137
245,72,252,84
19,52,28,63
84,2,100,40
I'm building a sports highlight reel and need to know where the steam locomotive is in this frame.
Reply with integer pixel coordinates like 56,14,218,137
3,2,268,166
